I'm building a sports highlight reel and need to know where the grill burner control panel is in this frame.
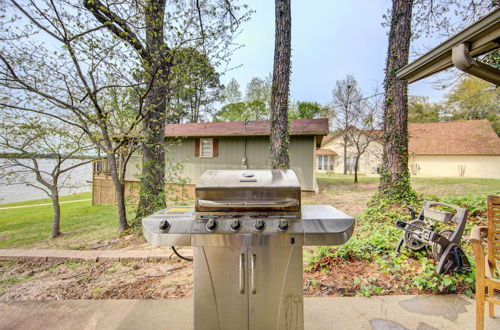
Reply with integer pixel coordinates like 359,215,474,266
142,205,355,247
193,218,297,234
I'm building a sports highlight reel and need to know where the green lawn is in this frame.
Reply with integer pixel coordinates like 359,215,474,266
0,193,136,249
316,173,500,197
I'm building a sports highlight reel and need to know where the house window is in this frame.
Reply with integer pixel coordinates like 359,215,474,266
317,155,334,171
200,138,213,157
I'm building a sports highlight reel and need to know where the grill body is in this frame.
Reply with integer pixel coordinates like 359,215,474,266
142,169,355,330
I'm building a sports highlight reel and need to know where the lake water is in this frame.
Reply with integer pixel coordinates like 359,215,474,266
0,158,93,204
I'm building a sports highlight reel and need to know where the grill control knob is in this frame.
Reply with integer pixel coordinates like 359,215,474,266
159,220,171,232
206,219,218,232
277,219,289,232
253,219,266,232
230,219,242,232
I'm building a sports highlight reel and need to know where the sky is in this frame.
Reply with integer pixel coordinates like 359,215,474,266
221,0,458,106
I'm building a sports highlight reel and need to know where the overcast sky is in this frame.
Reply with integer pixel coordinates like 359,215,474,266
221,0,459,106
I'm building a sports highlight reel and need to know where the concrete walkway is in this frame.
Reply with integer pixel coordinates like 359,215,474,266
0,249,171,262
0,295,499,329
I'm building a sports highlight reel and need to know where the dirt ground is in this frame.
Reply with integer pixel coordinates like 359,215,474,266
1,253,462,301
0,257,194,301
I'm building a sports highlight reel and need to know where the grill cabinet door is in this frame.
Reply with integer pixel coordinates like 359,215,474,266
248,245,304,330
194,246,249,330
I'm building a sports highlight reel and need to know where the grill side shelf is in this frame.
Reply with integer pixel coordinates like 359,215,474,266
301,205,355,246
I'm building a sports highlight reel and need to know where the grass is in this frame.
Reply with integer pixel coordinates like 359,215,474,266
316,173,500,196
0,192,136,249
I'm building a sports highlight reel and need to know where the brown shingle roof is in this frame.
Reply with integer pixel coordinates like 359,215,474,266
320,133,339,147
165,118,329,137
320,120,500,155
408,120,500,155
320,129,383,147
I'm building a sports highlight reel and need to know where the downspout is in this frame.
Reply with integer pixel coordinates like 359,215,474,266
452,42,500,85
242,136,248,169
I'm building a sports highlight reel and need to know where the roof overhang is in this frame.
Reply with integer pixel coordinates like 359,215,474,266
316,148,337,156
397,9,500,84
165,118,330,137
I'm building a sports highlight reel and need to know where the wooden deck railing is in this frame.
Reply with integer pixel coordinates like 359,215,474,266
93,158,122,177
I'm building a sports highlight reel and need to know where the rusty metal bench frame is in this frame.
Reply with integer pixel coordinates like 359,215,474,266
395,201,470,274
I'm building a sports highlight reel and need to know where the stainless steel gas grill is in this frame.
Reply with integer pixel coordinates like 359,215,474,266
142,169,355,330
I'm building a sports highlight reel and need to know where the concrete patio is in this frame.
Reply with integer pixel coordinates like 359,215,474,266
1,294,499,329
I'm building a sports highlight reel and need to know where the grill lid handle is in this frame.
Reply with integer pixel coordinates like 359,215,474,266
197,199,299,208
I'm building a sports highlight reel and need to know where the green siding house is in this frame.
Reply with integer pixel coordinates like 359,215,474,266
93,118,328,205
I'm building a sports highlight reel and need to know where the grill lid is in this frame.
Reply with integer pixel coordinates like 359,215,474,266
196,169,300,189
195,169,301,214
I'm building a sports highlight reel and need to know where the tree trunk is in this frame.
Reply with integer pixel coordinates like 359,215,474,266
51,190,61,238
107,152,129,231
379,0,414,201
270,0,291,169
343,136,348,175
135,0,169,220
354,156,359,183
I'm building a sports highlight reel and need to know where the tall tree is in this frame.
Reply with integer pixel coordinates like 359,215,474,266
246,75,272,120
270,0,292,169
83,0,168,221
222,78,243,104
289,101,323,120
443,76,500,134
377,1,497,201
168,48,223,123
84,0,249,221
0,0,145,232
411,0,498,39
345,92,382,183
408,96,441,123
214,75,271,122
214,102,249,122
331,75,363,175
379,0,414,201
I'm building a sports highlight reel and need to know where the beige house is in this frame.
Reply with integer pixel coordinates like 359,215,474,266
93,118,328,205
316,129,383,175
317,120,500,179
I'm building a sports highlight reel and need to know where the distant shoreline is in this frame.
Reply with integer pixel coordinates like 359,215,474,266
0,154,95,159
0,158,93,204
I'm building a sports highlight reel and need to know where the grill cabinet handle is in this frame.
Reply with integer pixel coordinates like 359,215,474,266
197,199,299,208
239,253,245,294
251,253,256,294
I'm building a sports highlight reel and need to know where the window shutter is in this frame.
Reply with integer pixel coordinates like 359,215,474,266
194,138,200,157
213,138,219,157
